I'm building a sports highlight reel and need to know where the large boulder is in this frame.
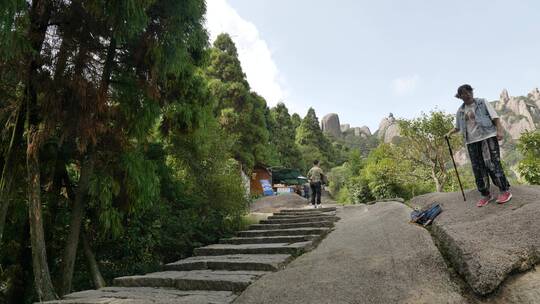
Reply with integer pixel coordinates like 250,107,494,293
377,113,400,143
359,125,371,136
487,270,540,304
340,124,350,132
410,185,540,296
383,123,400,143
496,89,510,111
352,126,371,138
321,113,341,138
235,202,466,304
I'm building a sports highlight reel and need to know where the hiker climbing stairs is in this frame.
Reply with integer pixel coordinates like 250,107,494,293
41,207,339,304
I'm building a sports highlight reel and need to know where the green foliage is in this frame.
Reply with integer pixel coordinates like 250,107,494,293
291,113,302,130
328,165,349,196
206,34,271,169
296,108,336,170
334,130,379,158
397,110,459,192
329,143,432,204
517,131,540,184
268,103,304,169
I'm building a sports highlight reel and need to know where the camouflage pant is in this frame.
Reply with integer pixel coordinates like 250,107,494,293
467,137,510,196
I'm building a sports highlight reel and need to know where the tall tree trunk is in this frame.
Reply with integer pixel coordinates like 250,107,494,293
59,34,116,296
81,231,106,289
27,133,57,301
59,155,94,296
25,0,57,300
61,167,106,290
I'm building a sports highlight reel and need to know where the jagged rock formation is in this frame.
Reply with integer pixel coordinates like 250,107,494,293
528,87,540,104
493,88,540,140
377,113,400,143
352,126,371,138
321,113,341,138
359,126,371,136
321,113,372,139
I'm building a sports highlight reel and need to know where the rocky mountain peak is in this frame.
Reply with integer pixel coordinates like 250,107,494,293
493,88,538,140
377,113,400,143
321,113,341,138
321,113,372,139
528,87,540,101
500,89,510,102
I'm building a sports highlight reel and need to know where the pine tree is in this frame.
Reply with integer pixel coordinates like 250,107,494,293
296,108,335,169
207,33,271,169
291,113,302,131
270,103,303,168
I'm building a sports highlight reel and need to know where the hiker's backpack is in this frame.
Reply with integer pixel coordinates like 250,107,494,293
410,203,442,226
321,173,328,185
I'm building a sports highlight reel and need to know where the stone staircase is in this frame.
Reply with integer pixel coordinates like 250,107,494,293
42,206,339,304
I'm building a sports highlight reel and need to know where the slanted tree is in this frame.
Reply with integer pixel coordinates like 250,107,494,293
397,111,460,192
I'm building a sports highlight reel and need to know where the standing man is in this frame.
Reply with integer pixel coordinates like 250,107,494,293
307,160,324,208
446,84,512,207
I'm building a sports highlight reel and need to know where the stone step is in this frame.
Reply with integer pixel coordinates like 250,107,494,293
220,235,319,244
194,242,314,256
272,211,324,216
113,270,267,293
237,227,332,237
279,207,336,213
272,211,337,217
260,216,338,224
164,254,293,272
249,221,334,230
268,213,333,219
38,287,237,304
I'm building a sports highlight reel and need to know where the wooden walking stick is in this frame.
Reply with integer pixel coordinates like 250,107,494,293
445,136,466,201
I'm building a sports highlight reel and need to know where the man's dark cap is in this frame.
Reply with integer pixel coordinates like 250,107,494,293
455,84,473,98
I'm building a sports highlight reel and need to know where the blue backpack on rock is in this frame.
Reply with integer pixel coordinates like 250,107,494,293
410,203,442,226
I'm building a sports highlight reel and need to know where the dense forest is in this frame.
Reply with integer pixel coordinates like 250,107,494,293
0,1,347,302
2,1,540,303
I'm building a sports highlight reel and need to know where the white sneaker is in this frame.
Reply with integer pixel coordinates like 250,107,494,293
313,204,317,209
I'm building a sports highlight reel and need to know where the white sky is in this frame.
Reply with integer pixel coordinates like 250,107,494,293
206,0,291,111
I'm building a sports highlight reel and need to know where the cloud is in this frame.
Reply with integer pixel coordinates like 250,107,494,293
205,0,286,106
392,75,420,96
